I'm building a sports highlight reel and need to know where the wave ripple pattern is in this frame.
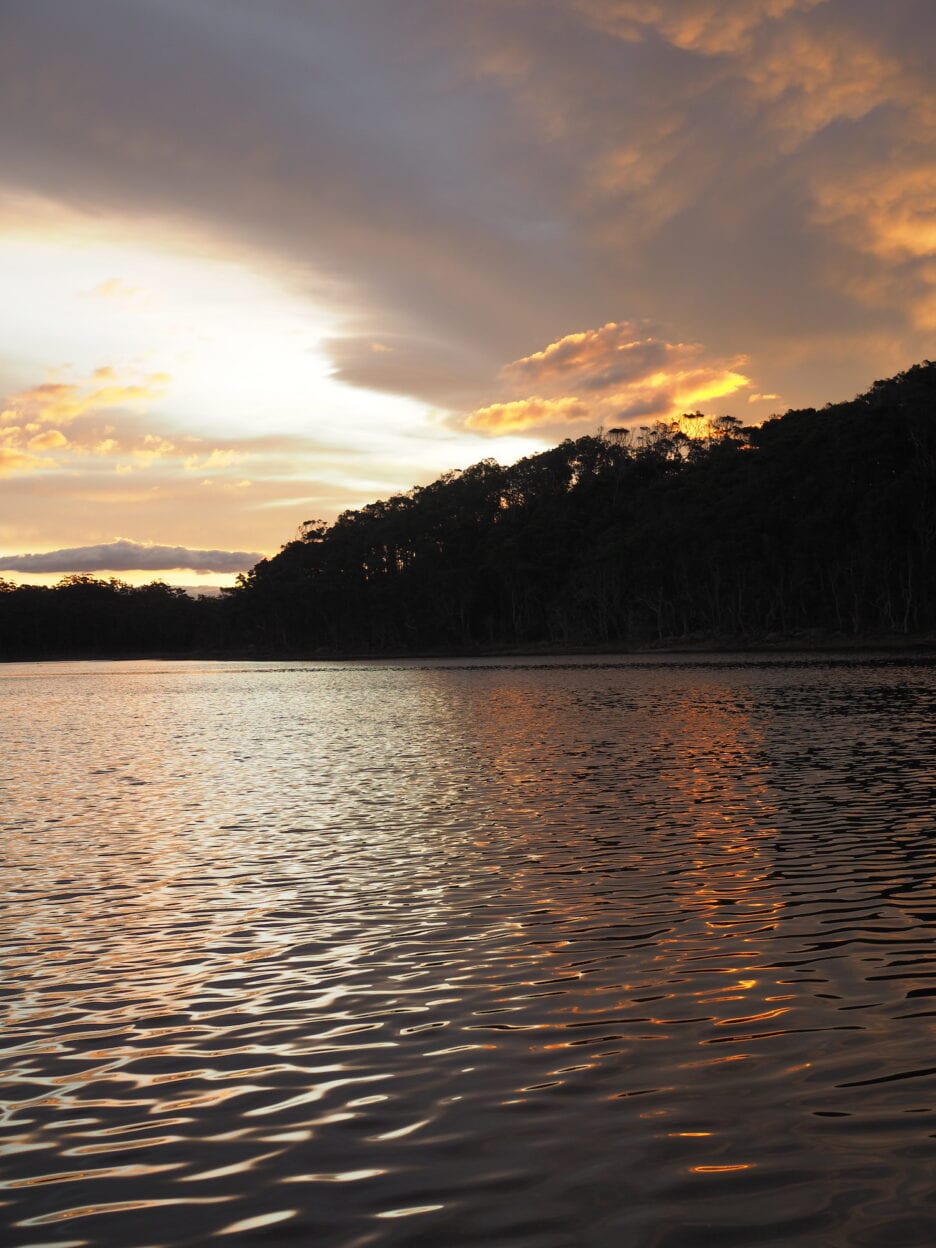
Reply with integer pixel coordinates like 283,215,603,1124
2,657,936,1247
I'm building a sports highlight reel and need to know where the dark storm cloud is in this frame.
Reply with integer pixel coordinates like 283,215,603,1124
2,0,934,420
0,540,263,575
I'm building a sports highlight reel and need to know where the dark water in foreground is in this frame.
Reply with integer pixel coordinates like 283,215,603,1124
3,656,936,1248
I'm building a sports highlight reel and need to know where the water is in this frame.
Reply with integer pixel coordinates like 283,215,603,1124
2,655,936,1248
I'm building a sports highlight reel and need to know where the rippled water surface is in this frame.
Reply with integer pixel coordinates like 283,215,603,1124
3,656,936,1247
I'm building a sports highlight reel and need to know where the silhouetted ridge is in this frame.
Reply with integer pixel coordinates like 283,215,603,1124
228,362,936,651
2,362,935,657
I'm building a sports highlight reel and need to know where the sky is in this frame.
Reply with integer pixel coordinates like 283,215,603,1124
1,0,934,586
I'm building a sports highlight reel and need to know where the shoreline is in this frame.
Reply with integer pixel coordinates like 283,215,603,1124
4,632,936,664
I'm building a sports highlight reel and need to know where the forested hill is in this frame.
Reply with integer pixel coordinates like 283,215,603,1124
228,361,936,651
2,362,936,657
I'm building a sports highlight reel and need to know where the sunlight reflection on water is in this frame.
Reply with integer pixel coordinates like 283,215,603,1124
2,656,936,1246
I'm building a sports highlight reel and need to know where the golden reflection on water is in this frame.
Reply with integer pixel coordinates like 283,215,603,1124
3,658,936,1247
691,1163,753,1174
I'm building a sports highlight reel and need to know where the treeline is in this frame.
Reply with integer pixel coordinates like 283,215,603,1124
2,362,936,657
229,362,936,650
0,578,228,659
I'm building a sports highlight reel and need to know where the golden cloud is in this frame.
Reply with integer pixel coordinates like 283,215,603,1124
0,369,349,494
4,370,170,426
811,161,936,329
467,396,591,434
0,375,227,480
502,323,670,391
576,0,826,56
88,278,143,301
464,321,751,436
0,368,179,475
132,434,178,463
570,0,935,337
743,26,909,147
815,166,936,263
0,446,46,475
27,429,69,450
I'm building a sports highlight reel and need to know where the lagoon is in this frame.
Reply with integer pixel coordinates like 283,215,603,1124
3,656,936,1246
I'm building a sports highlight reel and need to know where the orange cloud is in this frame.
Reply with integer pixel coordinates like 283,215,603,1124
465,321,751,437
467,396,591,434
743,26,909,147
0,369,343,489
0,446,46,475
576,0,826,56
502,323,670,391
810,162,936,329
815,166,936,264
4,369,170,426
132,434,178,463
0,371,185,475
565,0,935,344
203,448,241,469
27,429,69,450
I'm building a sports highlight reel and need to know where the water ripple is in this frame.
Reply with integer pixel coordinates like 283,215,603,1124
2,656,936,1246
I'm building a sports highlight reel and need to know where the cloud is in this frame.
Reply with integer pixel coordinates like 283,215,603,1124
0,420,58,474
741,24,917,148
0,368,184,475
0,447,46,475
88,277,143,300
0,369,311,475
576,0,827,56
807,153,936,329
501,324,670,393
467,396,592,435
27,429,69,449
4,370,169,426
0,539,263,574
324,334,489,406
464,321,750,436
0,0,934,485
0,426,420,563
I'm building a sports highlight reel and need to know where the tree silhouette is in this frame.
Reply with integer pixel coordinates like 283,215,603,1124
2,363,935,658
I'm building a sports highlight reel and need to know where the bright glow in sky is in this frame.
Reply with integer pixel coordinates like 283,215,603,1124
1,0,933,582
0,213,541,584
0,232,343,434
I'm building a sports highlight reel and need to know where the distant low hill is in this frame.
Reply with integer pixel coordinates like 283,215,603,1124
2,362,935,658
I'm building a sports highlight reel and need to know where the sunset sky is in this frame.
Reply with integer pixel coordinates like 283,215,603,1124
2,0,934,585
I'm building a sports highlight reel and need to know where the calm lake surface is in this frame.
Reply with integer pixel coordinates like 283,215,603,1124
3,656,936,1247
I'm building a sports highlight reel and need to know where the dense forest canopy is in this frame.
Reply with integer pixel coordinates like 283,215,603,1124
3,362,936,657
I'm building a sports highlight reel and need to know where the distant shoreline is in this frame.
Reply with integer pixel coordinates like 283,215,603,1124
4,632,936,664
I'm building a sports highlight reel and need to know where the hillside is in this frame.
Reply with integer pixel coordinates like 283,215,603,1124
229,362,936,652
3,362,935,657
